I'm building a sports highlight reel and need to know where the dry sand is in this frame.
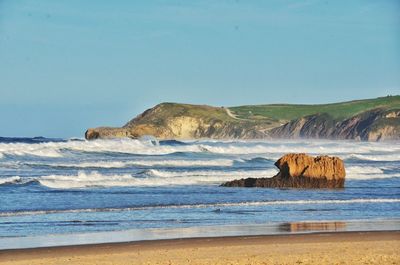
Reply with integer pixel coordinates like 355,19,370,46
1,231,399,265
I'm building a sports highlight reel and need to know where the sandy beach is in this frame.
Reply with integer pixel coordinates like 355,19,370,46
1,231,399,265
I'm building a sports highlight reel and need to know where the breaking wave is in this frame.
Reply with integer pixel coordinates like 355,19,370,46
0,169,275,189
24,159,235,169
2,198,399,217
1,165,399,189
0,176,22,185
146,169,278,178
1,137,399,238
346,166,400,180
0,139,198,158
0,138,399,161
21,157,275,169
2,166,397,189
346,154,400,162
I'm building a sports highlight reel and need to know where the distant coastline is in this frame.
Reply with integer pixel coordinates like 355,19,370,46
85,96,400,141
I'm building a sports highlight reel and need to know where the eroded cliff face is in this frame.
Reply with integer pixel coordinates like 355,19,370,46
222,153,346,188
267,113,336,139
269,109,400,141
85,103,275,140
85,102,400,141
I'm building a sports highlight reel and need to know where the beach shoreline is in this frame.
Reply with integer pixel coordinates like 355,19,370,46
1,231,399,265
1,219,399,250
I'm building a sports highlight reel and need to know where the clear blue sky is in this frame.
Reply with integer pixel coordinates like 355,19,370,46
1,0,399,138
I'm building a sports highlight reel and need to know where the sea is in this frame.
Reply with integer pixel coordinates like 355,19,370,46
0,137,399,248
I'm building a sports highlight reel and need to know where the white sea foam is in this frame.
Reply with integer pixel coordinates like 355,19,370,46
36,172,139,189
347,166,385,174
0,143,63,158
0,139,399,159
7,169,274,189
7,166,397,189
2,198,399,217
0,176,21,185
129,159,234,167
24,159,235,168
346,166,400,180
201,140,400,156
3,165,398,189
0,139,197,158
146,169,278,178
346,154,400,162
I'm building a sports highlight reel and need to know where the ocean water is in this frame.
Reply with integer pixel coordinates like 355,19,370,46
0,137,399,240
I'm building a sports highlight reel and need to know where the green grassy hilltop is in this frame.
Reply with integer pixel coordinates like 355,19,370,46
229,95,400,122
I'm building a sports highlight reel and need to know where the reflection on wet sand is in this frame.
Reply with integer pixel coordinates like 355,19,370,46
279,221,347,232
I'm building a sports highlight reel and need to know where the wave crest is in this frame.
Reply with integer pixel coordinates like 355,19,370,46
1,169,276,189
2,198,399,217
346,166,400,180
0,139,399,160
0,176,22,185
23,159,235,169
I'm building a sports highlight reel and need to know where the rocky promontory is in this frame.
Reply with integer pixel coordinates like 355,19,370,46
85,103,275,140
222,153,346,189
85,96,400,141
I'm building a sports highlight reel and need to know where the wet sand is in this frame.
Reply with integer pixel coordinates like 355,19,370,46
1,231,399,265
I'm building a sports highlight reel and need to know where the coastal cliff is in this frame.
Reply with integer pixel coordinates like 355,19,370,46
86,103,276,140
85,96,400,141
269,109,400,141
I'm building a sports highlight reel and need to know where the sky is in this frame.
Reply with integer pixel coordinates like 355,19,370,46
0,0,399,138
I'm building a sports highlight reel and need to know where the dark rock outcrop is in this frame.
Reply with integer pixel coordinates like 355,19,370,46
222,153,346,188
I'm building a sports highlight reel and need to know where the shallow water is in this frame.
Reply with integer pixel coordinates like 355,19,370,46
0,137,399,239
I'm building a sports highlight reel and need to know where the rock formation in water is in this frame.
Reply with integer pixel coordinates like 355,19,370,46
85,96,400,141
222,153,346,188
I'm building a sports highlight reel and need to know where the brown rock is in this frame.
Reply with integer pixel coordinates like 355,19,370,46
85,127,131,140
85,128,100,140
222,153,345,188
